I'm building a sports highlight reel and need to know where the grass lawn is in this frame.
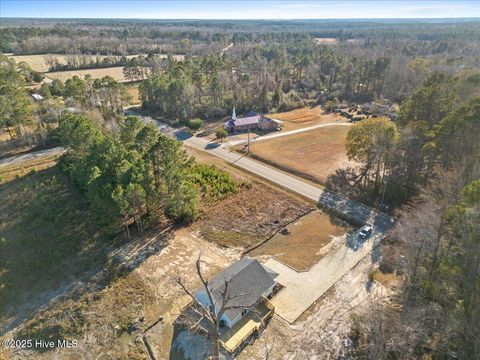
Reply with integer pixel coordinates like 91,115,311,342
267,106,347,131
247,125,357,184
250,211,350,271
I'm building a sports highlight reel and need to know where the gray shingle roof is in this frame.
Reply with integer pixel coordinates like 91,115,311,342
196,258,277,320
232,115,261,126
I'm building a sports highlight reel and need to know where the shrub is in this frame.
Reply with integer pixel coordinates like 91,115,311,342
191,164,238,201
186,118,203,132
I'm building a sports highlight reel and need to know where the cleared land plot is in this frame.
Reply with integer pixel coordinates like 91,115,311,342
250,211,350,271
268,106,347,131
184,146,313,248
314,37,338,44
248,125,356,184
44,66,128,82
193,179,311,248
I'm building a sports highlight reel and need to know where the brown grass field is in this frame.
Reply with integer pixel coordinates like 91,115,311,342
248,125,357,184
268,106,347,131
44,66,128,82
250,211,350,271
8,54,185,73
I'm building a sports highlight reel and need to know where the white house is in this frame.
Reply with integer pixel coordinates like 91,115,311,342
195,258,278,328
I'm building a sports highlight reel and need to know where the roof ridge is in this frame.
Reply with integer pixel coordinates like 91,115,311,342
208,258,256,292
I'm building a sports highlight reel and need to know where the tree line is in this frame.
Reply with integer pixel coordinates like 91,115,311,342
342,72,479,358
54,114,239,239
334,72,480,208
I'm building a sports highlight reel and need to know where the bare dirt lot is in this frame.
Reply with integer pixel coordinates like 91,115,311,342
247,125,357,184
2,230,240,360
268,106,347,131
184,146,314,249
250,211,350,271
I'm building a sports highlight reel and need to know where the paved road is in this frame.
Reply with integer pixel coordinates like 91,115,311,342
184,135,393,229
227,122,352,147
126,109,393,228
0,146,66,167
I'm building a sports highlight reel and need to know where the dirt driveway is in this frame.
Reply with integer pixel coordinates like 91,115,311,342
265,231,381,323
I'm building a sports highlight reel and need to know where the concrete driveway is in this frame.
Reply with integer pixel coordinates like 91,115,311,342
265,230,381,323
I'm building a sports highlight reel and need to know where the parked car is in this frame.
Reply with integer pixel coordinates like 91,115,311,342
358,225,373,239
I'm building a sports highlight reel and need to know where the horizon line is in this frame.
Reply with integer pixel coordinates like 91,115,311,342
2,17,480,20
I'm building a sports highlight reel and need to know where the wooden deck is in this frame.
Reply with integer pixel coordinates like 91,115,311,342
219,297,275,353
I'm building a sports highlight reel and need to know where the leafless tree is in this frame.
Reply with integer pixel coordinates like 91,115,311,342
176,253,251,360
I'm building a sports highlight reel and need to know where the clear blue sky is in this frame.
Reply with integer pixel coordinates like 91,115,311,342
1,1,479,19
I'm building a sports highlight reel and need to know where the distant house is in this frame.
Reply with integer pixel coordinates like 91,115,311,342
224,108,283,133
194,258,278,329
31,93,44,101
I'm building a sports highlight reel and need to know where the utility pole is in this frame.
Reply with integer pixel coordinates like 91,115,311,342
247,130,250,154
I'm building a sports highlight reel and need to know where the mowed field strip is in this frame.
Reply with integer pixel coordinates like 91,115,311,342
268,106,348,131
248,125,357,184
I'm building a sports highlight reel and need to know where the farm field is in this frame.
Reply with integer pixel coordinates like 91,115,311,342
250,211,350,271
314,37,338,44
268,106,347,131
8,53,184,72
247,125,357,184
44,66,128,82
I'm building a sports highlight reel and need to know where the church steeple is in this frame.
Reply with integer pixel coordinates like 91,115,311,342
232,106,237,120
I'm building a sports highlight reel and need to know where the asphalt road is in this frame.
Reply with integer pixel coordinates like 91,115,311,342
0,146,66,167
127,108,394,231
184,135,394,230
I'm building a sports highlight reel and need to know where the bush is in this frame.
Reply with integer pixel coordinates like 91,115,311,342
191,164,238,201
324,100,338,112
186,118,203,132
